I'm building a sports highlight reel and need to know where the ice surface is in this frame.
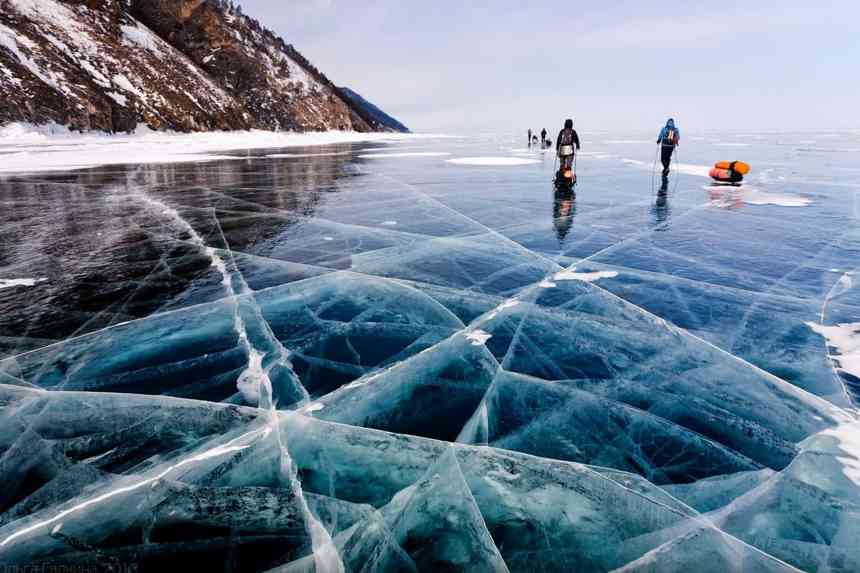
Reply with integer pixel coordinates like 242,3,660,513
0,131,859,570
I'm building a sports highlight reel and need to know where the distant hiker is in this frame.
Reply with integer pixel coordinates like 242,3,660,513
657,118,680,176
528,128,533,147
540,128,547,147
555,118,581,184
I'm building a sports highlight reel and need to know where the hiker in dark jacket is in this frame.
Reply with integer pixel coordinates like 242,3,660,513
656,118,680,176
556,118,581,175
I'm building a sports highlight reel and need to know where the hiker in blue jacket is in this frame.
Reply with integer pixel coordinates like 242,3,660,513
657,118,680,176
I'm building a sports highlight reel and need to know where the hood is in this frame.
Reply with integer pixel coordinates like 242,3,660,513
666,119,675,129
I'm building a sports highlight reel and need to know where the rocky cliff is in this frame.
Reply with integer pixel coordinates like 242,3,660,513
0,0,407,133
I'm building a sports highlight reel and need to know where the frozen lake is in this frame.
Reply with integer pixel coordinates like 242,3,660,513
0,131,859,571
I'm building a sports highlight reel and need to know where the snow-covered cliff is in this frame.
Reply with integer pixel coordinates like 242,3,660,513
0,0,407,133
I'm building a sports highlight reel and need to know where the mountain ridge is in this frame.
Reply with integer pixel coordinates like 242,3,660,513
339,87,409,133
0,0,408,133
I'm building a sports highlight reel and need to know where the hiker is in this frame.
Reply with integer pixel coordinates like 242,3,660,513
555,118,580,182
528,128,533,147
540,128,547,147
656,118,680,176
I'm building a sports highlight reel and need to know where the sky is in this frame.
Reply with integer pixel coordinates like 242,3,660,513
240,0,859,133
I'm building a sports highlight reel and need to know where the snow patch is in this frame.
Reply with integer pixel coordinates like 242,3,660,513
0,277,46,289
671,163,713,178
554,268,619,283
0,126,439,174
465,329,492,346
0,22,64,92
739,189,812,207
707,186,812,207
236,350,266,404
112,74,144,100
807,422,860,487
301,402,325,414
447,157,540,166
121,22,160,53
358,152,451,158
807,321,860,380
623,158,712,178
106,92,128,107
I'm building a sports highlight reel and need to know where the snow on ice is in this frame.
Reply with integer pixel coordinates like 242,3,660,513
447,157,541,166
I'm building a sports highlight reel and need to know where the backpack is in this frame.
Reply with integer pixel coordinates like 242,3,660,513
662,128,677,147
560,129,574,145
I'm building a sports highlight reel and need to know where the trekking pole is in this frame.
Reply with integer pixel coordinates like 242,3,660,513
575,121,579,183
671,144,681,194
651,144,659,194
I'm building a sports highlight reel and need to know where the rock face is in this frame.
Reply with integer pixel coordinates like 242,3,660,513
0,0,403,133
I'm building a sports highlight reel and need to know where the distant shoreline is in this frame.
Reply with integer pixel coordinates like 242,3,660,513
0,124,447,176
